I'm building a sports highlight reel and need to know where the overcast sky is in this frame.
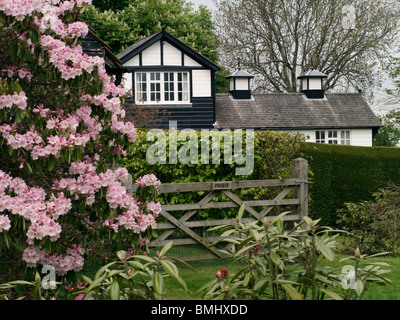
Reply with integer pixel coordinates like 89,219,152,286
190,0,217,10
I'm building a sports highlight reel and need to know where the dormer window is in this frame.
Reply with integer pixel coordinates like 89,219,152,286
297,65,327,99
135,71,190,104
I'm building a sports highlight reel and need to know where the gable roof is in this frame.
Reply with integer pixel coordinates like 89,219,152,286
116,28,220,71
214,93,382,130
297,68,328,79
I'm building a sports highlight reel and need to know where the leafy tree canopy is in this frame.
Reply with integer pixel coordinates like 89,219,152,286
83,0,219,63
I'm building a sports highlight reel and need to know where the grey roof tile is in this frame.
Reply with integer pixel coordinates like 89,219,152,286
215,93,382,129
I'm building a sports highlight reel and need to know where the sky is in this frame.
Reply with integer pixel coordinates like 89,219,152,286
190,0,217,10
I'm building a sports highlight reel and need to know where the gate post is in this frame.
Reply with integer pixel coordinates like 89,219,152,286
292,157,309,223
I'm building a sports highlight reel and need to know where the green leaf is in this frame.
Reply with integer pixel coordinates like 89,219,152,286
237,203,245,220
355,279,364,296
281,283,303,300
130,255,157,264
153,272,163,296
48,157,56,171
127,260,145,270
81,275,92,284
166,257,196,273
320,289,343,300
270,251,281,265
160,260,179,279
159,241,173,257
109,279,120,300
315,237,335,262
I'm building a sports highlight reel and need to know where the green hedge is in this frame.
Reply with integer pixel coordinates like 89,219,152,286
123,130,305,220
299,143,400,226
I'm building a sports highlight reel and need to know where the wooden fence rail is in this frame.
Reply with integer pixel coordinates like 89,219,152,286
147,157,309,261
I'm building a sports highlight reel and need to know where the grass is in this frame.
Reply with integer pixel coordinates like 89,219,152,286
162,244,400,300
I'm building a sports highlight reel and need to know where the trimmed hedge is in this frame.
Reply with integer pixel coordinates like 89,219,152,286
123,130,305,220
299,143,400,226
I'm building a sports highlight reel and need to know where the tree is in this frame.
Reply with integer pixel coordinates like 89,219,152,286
83,0,220,62
83,0,230,92
214,0,400,95
373,110,400,146
385,54,400,100
0,0,161,276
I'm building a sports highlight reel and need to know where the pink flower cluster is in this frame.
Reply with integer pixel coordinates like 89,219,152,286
0,170,71,244
54,165,132,206
82,93,126,118
40,34,104,81
0,0,159,272
111,115,138,142
0,0,92,22
135,174,162,187
23,244,85,275
0,0,44,21
106,204,158,234
0,92,27,110
0,214,11,232
147,201,162,215
1,66,32,80
0,104,104,159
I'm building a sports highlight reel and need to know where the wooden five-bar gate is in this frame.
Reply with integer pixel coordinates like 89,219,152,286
147,158,309,261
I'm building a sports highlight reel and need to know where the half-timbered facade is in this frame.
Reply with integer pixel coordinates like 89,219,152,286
106,28,382,146
116,28,220,129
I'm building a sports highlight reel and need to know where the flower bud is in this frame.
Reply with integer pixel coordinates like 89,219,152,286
263,217,269,231
116,250,127,262
35,271,41,283
355,247,361,259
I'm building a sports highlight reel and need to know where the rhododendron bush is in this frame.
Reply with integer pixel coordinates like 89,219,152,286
0,0,161,277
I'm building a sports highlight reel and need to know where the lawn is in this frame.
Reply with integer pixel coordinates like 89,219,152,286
163,246,400,300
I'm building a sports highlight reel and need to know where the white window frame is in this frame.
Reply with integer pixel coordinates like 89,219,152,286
315,130,351,145
328,130,338,144
316,130,326,143
134,71,190,105
340,130,351,145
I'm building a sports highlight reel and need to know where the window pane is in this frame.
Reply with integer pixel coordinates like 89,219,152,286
156,72,160,80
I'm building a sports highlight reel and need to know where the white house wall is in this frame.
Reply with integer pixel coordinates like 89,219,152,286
121,72,133,93
282,129,373,147
349,129,373,147
184,54,202,67
124,55,140,67
142,41,161,65
235,78,249,90
163,42,181,66
192,69,211,97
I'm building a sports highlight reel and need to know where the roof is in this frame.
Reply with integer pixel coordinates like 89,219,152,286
214,93,382,130
116,28,220,71
298,68,328,79
226,69,255,79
